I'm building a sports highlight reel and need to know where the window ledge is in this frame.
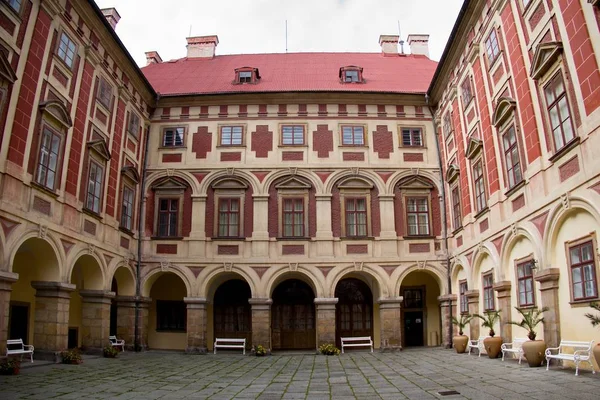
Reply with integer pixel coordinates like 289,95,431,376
82,208,103,221
452,226,464,235
277,237,310,241
155,329,186,333
402,235,434,240
548,137,580,163
53,55,75,74
216,145,246,149
127,131,140,142
338,145,369,149
341,236,374,240
278,145,308,148
400,146,426,149
158,146,187,150
516,304,536,310
1,3,22,20
30,182,60,199
505,179,526,198
211,237,245,241
119,226,135,237
474,207,490,220
569,299,599,307
487,51,503,72
151,236,183,240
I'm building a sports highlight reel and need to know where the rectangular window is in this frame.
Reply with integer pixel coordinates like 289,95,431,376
220,126,243,146
57,32,76,68
86,161,104,213
485,29,501,64
443,113,453,138
121,185,134,231
128,112,140,137
461,78,473,105
35,127,61,191
341,125,365,146
8,0,21,12
158,198,178,237
344,70,359,82
402,128,423,147
282,198,305,237
544,73,574,151
218,198,240,237
459,281,468,314
502,126,523,189
97,77,112,109
156,300,186,331
345,197,367,237
238,71,252,83
163,127,184,147
483,273,495,311
451,186,461,230
473,160,487,213
516,260,535,307
406,197,430,236
281,125,305,145
569,240,598,301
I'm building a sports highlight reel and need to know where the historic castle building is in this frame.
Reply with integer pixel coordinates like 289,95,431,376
0,0,598,361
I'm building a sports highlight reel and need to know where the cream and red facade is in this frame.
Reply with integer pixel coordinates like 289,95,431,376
429,0,600,369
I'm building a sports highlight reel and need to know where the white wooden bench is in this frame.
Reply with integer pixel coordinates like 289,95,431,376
340,336,373,353
545,340,595,376
467,336,489,357
214,338,246,354
501,337,527,364
6,339,34,363
109,335,125,352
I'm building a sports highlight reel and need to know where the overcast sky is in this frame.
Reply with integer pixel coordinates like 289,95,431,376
94,0,464,66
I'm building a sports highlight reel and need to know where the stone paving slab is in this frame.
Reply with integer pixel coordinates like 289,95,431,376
1,348,598,399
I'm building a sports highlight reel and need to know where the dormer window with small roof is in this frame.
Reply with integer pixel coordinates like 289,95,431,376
339,66,363,83
234,67,260,84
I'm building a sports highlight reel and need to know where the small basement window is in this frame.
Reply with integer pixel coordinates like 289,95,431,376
339,66,363,83
235,67,260,84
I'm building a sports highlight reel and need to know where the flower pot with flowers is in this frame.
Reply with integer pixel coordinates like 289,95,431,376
0,357,20,375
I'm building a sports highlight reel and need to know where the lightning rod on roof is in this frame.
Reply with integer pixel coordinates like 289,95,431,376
285,20,288,53
398,20,405,54
189,25,192,37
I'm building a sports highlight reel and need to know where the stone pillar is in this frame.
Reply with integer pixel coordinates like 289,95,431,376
0,271,18,355
314,194,334,256
137,297,151,350
466,290,480,339
378,297,403,351
438,294,457,348
493,281,512,342
115,296,136,350
80,290,115,352
534,268,561,348
377,195,399,256
314,298,338,348
190,196,207,240
249,298,271,349
184,297,208,353
252,195,270,257
31,281,75,360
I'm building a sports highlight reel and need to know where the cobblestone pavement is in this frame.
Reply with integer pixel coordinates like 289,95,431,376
1,348,599,399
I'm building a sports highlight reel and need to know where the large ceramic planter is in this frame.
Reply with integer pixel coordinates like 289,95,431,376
522,340,546,367
484,336,502,359
593,344,600,370
453,335,469,353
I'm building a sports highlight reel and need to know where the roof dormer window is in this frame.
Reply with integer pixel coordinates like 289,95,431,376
339,66,363,83
235,67,260,84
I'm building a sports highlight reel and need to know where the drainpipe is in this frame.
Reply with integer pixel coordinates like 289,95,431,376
426,97,453,349
134,124,151,351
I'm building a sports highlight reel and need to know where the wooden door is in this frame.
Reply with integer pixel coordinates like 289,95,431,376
335,278,373,347
214,280,252,346
271,279,315,350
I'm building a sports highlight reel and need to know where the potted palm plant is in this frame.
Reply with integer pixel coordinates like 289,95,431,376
451,314,473,353
508,306,548,367
584,302,600,368
475,310,502,358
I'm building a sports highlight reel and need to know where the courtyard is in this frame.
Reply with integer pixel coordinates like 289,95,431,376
1,348,599,399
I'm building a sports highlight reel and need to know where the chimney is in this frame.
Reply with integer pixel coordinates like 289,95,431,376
186,35,219,59
379,35,400,56
407,34,430,58
100,8,121,30
145,51,163,66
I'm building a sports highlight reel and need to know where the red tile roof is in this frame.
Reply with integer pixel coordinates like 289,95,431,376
141,52,437,96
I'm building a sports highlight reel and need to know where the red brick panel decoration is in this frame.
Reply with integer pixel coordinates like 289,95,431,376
282,151,303,161
0,12,16,35
84,220,97,236
409,243,430,253
528,2,546,31
456,236,463,247
479,218,489,233
403,153,423,162
106,99,126,217
278,104,287,116
192,126,212,159
162,153,182,163
347,244,368,254
218,245,239,255
33,196,51,215
157,244,178,254
318,104,327,116
237,105,247,117
181,106,190,118
559,155,580,182
219,105,228,117
251,125,273,158
258,104,267,117
512,194,525,212
372,125,393,159
120,236,130,249
343,152,365,161
282,245,305,255
338,104,347,116
220,152,241,161
313,125,333,158
53,67,69,87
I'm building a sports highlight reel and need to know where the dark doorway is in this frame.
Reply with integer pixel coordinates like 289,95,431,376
68,327,78,349
214,280,252,346
271,279,315,350
8,303,29,342
402,287,426,347
335,278,373,348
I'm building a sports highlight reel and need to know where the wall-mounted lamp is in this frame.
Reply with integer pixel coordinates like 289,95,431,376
530,259,539,270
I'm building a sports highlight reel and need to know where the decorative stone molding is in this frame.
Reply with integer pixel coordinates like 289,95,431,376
492,97,517,127
31,281,75,298
467,44,480,64
465,137,483,160
79,290,115,303
530,42,563,80
446,164,460,183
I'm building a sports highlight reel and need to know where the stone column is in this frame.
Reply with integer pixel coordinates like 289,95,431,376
115,296,136,350
249,298,271,350
378,297,403,351
314,194,334,256
80,290,115,352
137,297,151,350
251,195,270,257
190,196,207,240
534,268,561,348
493,281,512,342
0,271,18,355
314,298,338,348
184,297,208,353
466,290,480,339
378,195,399,256
438,294,457,348
31,281,75,360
